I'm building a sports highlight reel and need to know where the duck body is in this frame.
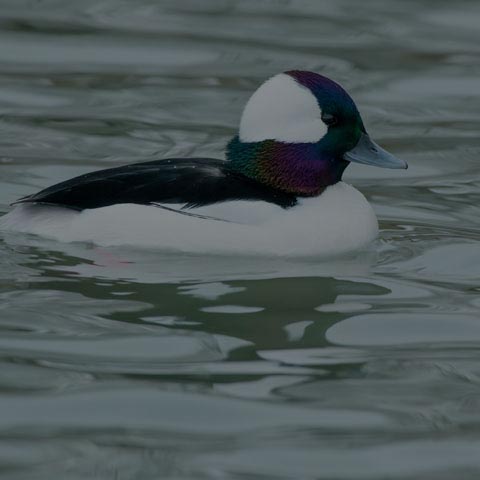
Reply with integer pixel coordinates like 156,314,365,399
1,70,406,256
1,179,377,256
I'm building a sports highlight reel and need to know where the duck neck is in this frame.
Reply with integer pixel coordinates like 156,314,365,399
226,136,348,196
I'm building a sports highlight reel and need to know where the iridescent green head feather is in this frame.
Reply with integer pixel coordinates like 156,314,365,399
226,71,407,195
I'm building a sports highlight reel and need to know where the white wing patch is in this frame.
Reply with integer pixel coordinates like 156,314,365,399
239,73,327,143
156,201,283,225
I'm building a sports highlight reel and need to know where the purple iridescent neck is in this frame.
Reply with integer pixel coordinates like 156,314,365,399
226,136,349,196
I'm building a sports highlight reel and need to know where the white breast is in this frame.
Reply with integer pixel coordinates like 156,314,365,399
0,182,378,256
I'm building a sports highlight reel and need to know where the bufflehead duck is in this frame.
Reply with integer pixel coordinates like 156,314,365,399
1,71,407,256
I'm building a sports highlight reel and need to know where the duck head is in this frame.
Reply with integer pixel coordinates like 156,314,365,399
226,70,407,196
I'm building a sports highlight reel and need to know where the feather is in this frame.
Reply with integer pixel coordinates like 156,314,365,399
13,158,297,211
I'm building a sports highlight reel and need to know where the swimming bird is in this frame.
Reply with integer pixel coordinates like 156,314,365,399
1,71,407,255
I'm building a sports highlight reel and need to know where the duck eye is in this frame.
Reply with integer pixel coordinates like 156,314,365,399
322,113,338,127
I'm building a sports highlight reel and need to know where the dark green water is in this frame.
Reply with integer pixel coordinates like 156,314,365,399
1,1,480,478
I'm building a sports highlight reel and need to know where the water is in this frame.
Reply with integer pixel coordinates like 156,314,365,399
1,0,480,478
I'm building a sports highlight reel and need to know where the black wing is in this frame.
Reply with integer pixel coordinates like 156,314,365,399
13,158,297,211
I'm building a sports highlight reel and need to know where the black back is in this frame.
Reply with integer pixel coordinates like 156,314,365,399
14,158,297,211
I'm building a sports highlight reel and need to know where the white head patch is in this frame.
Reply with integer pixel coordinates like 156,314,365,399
239,73,327,143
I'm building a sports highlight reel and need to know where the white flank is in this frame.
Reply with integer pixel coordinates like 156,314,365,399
0,183,378,256
239,73,327,143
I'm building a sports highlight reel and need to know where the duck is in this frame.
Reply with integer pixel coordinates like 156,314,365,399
0,70,407,256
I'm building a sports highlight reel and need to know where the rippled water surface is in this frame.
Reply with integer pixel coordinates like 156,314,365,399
1,1,480,478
